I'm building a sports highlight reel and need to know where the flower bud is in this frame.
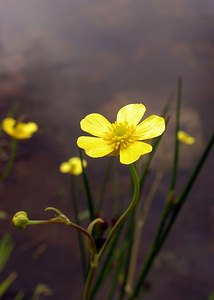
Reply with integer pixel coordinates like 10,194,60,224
12,211,29,229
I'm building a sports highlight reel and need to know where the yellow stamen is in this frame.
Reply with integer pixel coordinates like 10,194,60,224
104,121,137,150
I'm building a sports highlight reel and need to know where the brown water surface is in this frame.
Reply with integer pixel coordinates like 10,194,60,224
0,1,214,299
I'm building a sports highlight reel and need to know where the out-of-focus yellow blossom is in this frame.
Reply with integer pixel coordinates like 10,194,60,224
77,103,165,165
178,130,195,145
59,157,87,176
2,117,38,139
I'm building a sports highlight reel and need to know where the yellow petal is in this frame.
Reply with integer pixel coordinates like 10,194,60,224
69,157,87,175
120,141,152,164
116,104,146,125
77,136,113,157
80,113,111,137
69,157,87,168
24,122,38,134
2,117,16,136
59,162,71,173
136,115,165,140
178,130,195,145
14,122,38,139
2,118,38,139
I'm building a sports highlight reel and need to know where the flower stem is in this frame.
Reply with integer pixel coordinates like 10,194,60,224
98,164,140,259
125,170,163,296
0,138,18,183
90,228,122,298
82,266,96,300
70,176,87,278
83,164,140,300
168,77,182,192
79,149,95,221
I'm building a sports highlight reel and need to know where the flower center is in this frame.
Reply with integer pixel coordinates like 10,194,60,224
104,121,137,150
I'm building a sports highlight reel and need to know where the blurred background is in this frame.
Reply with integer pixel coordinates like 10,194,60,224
0,0,213,299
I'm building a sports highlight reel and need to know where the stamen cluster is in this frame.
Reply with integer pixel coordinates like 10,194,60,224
104,121,137,150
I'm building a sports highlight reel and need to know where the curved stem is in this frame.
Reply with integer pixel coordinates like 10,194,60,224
83,163,140,300
98,164,140,259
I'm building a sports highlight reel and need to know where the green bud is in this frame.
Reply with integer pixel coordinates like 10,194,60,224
12,211,29,229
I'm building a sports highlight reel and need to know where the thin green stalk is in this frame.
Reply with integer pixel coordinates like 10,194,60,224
125,170,163,297
104,227,132,300
168,77,182,192
83,267,96,300
152,79,182,245
158,131,214,247
83,164,140,300
70,176,87,278
98,164,140,259
129,132,214,300
0,138,18,183
107,246,127,300
0,272,17,297
90,228,122,298
79,149,95,221
119,213,135,300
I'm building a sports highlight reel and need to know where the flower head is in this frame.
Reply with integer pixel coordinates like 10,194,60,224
2,117,38,139
12,211,29,229
59,157,87,176
77,103,165,164
178,130,195,145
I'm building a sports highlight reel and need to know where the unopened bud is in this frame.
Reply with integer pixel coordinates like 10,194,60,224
12,211,29,229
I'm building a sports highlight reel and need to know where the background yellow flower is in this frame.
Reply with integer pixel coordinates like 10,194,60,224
77,103,165,164
59,157,87,176
178,130,195,145
2,117,38,139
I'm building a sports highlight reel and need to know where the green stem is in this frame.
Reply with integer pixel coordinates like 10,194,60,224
83,163,140,300
159,131,214,247
119,213,135,300
70,176,87,278
28,218,97,261
0,139,18,183
90,228,122,298
79,149,95,221
107,249,126,300
98,164,140,259
125,170,163,297
82,266,96,300
169,77,182,192
151,79,182,246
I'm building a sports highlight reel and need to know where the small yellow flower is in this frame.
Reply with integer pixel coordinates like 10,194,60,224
77,103,165,164
59,157,87,176
2,117,38,139
177,130,195,145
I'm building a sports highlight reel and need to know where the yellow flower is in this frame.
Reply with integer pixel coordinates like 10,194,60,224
177,130,195,145
59,157,87,176
2,117,38,139
77,103,165,165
